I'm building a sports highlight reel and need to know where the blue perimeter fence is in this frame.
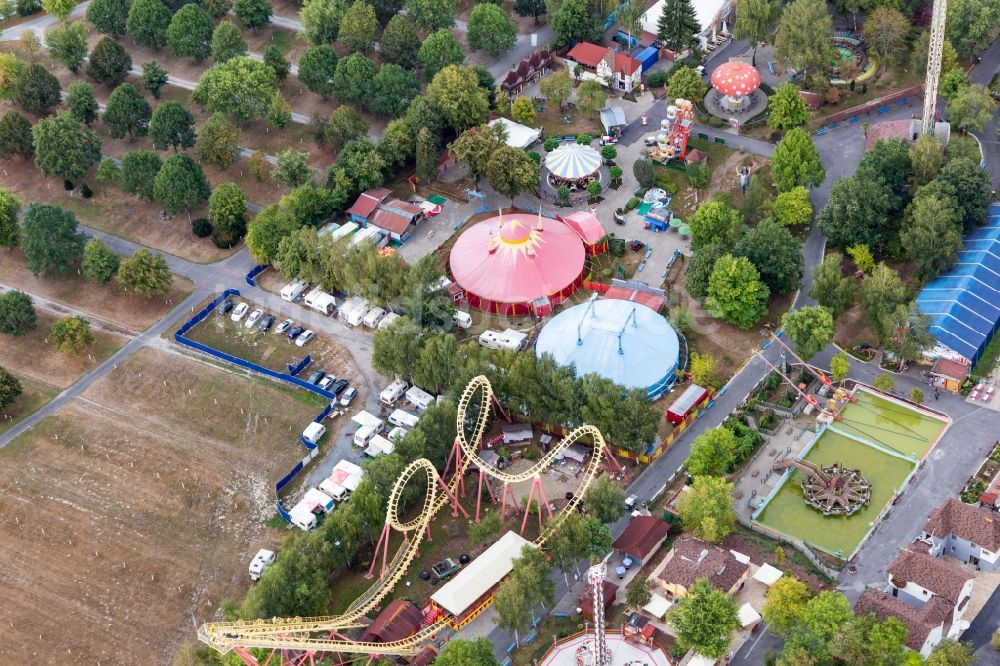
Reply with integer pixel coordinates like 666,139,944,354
174,288,337,523
245,264,268,287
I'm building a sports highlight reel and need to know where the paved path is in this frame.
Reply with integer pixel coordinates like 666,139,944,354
969,37,1000,189
0,0,90,41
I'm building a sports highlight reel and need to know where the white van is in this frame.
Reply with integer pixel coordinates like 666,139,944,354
354,423,381,448
363,307,387,328
405,385,435,412
303,288,337,316
380,379,409,405
281,280,309,302
452,311,473,329
378,312,401,330
346,300,370,327
388,408,420,429
302,422,326,444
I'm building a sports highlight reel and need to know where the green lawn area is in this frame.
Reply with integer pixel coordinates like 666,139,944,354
0,378,58,435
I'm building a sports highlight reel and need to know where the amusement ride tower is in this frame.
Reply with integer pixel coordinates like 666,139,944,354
921,0,948,134
587,562,611,666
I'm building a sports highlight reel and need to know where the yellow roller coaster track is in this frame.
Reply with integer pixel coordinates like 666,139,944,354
198,376,611,658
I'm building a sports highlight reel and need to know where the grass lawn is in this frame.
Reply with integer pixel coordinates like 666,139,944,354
0,376,58,435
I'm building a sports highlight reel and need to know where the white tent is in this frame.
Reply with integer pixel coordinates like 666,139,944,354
643,593,671,619
640,0,729,38
739,603,762,628
489,117,542,150
753,562,784,586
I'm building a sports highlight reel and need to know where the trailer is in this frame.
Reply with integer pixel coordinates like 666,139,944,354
378,312,401,330
405,385,435,412
338,296,366,322
302,421,326,444
303,288,337,316
351,410,385,430
346,300,370,327
379,379,408,405
363,306,387,328
351,225,388,248
666,384,708,424
280,280,309,302
328,221,360,242
388,408,420,429
364,434,395,457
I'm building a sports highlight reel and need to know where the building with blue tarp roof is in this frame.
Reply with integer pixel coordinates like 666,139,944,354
916,204,1000,365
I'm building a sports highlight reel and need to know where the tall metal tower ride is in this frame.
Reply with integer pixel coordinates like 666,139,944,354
587,562,611,666
921,0,948,134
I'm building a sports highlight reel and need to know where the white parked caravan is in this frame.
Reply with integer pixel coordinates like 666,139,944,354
388,426,408,442
303,288,337,316
346,300,370,327
498,329,528,351
354,423,381,448
388,408,420,429
248,549,276,581
478,330,500,349
378,312,401,330
380,379,409,405
280,280,309,302
452,311,473,329
405,385,435,412
319,478,349,501
351,226,388,248
364,434,395,457
328,221,360,242
303,488,335,513
363,307,387,328
302,422,326,444
319,460,364,501
351,410,384,430
289,505,317,531
338,297,365,322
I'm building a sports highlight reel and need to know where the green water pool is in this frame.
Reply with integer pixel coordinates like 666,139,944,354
836,390,948,459
756,429,916,557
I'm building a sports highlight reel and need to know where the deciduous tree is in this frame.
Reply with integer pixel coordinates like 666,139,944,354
89,36,132,89
540,69,572,108
208,181,247,247
578,375,660,455
733,0,779,65
32,111,101,181
467,3,516,56
371,63,419,117
689,351,716,387
379,15,418,69
414,126,438,183
149,99,196,151
772,129,824,192
20,203,85,276
45,21,88,73
66,81,99,124
485,145,537,204
686,242,727,300
911,31,957,77
775,0,834,80
656,0,700,51
246,203,300,263
902,190,963,280
193,56,278,121
763,576,811,637
926,639,976,666
945,0,1000,58
689,200,742,251
583,475,625,523
404,0,454,32
14,62,60,114
41,0,74,20
551,0,601,46
575,79,606,113
81,237,120,282
735,218,802,294
0,110,34,159
127,0,172,49
667,64,706,103
297,44,338,97
50,315,94,354
204,0,233,18
935,158,993,231
859,263,906,339
211,20,247,62
121,150,162,198
433,638,498,666
115,248,172,296
332,52,377,106
87,0,129,36
909,134,946,188
947,84,996,135
300,0,343,45
493,577,533,646
418,28,464,82
234,0,272,31
938,68,970,101
266,91,291,129
511,96,536,126
103,83,151,139
818,175,897,251
782,305,834,361
195,112,241,166
154,152,211,214
0,367,23,412
686,427,738,477
772,186,812,226
321,104,367,151
0,189,20,247
768,82,807,130
864,6,908,63
334,138,384,195
263,43,290,80
514,0,546,24
706,254,769,329
669,578,740,657
830,350,850,382
448,123,505,187
167,3,213,60
882,301,935,362
0,290,36,335
140,60,168,98
338,0,377,53
273,149,312,188
426,65,489,132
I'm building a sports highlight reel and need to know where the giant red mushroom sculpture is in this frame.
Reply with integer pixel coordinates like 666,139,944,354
710,61,762,112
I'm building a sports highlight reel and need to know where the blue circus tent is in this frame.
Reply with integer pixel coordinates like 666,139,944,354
916,204,1000,365
535,297,681,400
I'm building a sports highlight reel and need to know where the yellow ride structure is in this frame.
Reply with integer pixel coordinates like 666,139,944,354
198,375,614,662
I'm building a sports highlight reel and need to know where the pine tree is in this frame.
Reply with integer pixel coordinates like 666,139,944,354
656,0,700,52
415,126,438,183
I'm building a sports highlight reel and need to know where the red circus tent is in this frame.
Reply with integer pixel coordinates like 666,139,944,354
448,213,586,316
558,211,608,256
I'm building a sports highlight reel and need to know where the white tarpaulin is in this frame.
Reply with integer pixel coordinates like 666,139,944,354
643,593,671,619
641,0,729,37
739,602,762,628
489,117,542,149
753,562,784,586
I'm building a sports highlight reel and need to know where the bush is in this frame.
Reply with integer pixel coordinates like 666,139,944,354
647,70,670,88
211,225,237,248
610,165,623,181
80,184,92,198
63,180,74,191
543,137,558,152
527,150,541,164
625,196,639,211
191,218,212,237
577,133,592,144
557,185,569,201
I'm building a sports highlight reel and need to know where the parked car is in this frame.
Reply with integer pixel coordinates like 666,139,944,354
244,308,264,329
317,374,336,391
231,302,249,322
329,379,349,395
275,318,294,335
216,299,235,316
306,370,325,385
287,326,305,340
628,240,645,252
258,314,275,332
599,134,618,145
339,386,358,406
295,330,316,347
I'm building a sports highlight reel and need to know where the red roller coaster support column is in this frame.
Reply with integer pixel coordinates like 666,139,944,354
520,474,554,536
437,474,469,520
474,467,499,522
234,647,260,666
492,394,513,423
443,437,467,499
500,481,520,519
366,523,402,579
602,446,628,484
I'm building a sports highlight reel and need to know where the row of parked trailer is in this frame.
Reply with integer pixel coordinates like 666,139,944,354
288,459,365,531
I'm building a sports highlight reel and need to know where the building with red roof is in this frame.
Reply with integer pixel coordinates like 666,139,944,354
359,599,423,644
346,187,391,223
612,515,670,565
564,42,642,93
448,212,587,316
346,189,424,242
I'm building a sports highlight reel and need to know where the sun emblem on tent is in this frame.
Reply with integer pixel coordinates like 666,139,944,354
488,214,546,257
